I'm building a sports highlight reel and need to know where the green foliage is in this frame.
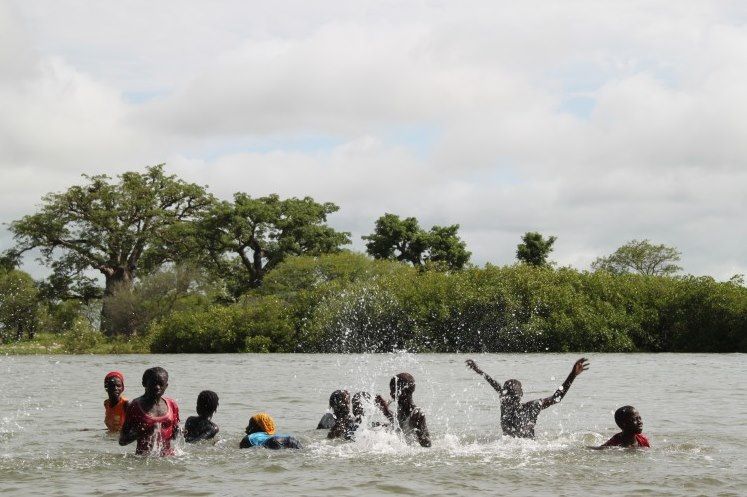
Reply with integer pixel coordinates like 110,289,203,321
363,213,471,269
149,295,294,353
194,193,351,294
62,318,105,353
8,165,212,335
0,269,41,342
592,239,682,275
102,264,224,335
516,232,556,266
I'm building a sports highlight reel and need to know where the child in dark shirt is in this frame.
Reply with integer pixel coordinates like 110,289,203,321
466,357,589,439
184,390,220,443
596,406,650,448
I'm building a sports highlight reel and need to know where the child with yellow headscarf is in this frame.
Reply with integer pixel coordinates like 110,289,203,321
239,412,302,449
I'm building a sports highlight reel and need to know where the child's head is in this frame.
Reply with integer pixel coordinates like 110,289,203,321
614,406,643,434
352,391,371,418
502,379,523,400
196,390,219,418
104,371,125,399
246,412,276,435
142,367,168,399
389,372,416,402
329,390,351,418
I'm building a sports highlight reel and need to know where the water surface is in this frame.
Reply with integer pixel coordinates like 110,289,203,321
1,353,745,496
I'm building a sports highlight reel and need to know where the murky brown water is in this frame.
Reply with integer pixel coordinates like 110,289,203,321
1,353,745,496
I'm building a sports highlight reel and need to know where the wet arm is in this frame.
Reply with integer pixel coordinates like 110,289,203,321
465,359,503,395
375,395,395,423
412,410,431,448
540,358,588,409
118,417,138,446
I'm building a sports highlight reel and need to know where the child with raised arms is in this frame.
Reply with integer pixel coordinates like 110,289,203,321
466,357,589,439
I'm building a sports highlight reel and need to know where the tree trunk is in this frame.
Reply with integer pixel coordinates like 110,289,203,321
100,267,135,336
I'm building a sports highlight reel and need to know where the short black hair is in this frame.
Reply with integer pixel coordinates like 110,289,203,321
329,389,351,417
196,390,219,417
614,405,636,428
142,366,168,386
390,372,415,396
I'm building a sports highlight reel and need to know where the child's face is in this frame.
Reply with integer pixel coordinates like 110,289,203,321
621,409,643,434
143,373,168,398
105,377,123,398
245,419,258,435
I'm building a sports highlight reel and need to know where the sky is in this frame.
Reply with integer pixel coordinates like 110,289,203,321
1,0,746,279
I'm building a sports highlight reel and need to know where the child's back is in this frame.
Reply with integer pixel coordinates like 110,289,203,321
184,390,220,443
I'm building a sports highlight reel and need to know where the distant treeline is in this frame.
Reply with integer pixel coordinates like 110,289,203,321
1,166,745,353
146,253,746,353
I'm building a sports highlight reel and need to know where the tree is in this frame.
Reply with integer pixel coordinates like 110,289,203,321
196,193,350,293
591,239,682,276
8,165,212,335
363,213,471,269
516,232,556,266
0,269,41,341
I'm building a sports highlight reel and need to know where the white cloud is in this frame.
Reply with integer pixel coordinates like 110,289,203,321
2,0,747,280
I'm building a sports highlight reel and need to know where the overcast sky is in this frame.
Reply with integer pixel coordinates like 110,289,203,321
1,0,746,279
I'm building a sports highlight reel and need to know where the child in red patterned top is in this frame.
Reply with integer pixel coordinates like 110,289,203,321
119,367,180,456
597,406,650,448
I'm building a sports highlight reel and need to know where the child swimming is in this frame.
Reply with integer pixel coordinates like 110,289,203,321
466,357,589,439
184,390,220,443
327,390,357,440
239,413,302,449
595,406,650,448
119,367,180,456
104,371,127,433
375,373,431,447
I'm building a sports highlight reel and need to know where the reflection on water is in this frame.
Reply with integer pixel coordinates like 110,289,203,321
0,353,745,496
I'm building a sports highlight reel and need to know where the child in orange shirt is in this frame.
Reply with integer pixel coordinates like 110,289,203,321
104,371,128,432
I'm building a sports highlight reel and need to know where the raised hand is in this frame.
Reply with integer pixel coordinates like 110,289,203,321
572,357,590,376
465,359,483,375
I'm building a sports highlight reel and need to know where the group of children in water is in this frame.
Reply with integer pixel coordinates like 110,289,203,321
103,357,649,456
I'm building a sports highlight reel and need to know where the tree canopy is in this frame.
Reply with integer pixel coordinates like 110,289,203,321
362,213,471,269
0,268,41,341
516,231,556,266
8,165,212,334
591,239,682,276
195,193,351,294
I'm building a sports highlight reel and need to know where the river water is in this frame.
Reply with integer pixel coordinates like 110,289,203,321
0,353,745,496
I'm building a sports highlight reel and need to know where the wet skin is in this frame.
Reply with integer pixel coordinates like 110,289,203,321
105,377,123,406
119,371,176,445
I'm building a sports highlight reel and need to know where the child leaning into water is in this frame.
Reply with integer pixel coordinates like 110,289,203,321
593,406,650,448
119,367,180,456
184,390,220,443
104,371,127,432
466,357,589,439
239,413,301,449
375,373,431,448
327,390,357,440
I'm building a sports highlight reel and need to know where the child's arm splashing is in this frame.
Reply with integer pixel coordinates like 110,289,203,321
539,358,589,409
465,359,503,395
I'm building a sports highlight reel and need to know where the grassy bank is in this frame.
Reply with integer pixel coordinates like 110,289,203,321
0,333,150,355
